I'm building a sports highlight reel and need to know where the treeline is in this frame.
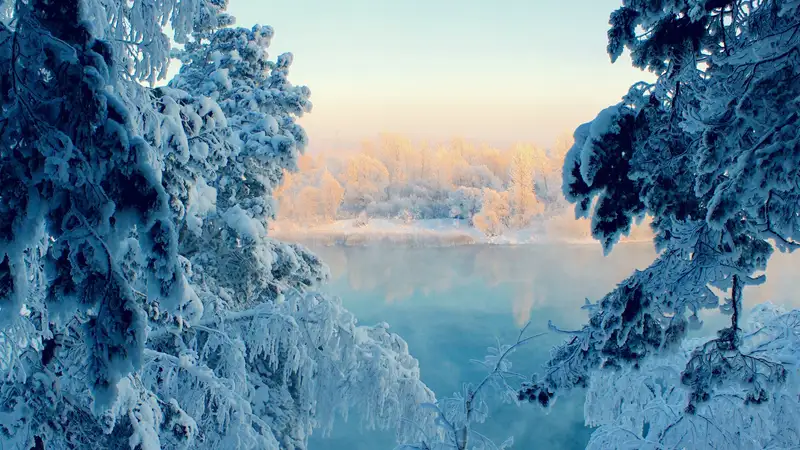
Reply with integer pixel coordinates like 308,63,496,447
275,133,592,237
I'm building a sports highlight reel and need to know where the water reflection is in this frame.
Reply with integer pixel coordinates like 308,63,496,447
313,243,660,327
307,243,800,450
314,243,800,317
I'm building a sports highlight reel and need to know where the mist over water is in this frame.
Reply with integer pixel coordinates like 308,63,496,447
305,243,800,449
307,243,653,449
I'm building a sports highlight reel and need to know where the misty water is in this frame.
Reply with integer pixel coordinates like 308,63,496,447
305,242,800,450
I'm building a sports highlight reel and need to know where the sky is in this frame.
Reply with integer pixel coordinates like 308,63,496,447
219,0,652,152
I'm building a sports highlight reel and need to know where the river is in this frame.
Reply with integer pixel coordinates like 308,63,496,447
304,242,800,449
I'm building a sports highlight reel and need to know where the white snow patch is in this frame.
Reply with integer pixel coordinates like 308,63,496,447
186,177,217,236
223,205,266,239
270,217,652,247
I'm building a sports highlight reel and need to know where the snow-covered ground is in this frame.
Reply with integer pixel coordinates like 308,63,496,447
269,218,651,247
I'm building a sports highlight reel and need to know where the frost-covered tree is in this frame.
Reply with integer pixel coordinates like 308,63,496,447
343,153,390,210
169,23,311,231
319,170,345,221
272,136,576,227
508,144,543,228
451,163,502,191
294,186,324,223
0,1,208,445
473,190,511,238
448,187,483,223
373,133,416,187
147,19,437,450
585,303,800,450
0,2,436,449
520,0,800,433
275,167,343,224
539,133,573,210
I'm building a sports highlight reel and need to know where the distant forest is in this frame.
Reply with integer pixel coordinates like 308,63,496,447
275,133,652,240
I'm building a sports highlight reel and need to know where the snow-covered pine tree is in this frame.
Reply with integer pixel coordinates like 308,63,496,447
0,2,436,449
167,23,317,308
519,0,800,426
0,1,202,442
150,22,437,449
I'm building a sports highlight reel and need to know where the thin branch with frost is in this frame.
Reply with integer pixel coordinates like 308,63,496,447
398,322,542,450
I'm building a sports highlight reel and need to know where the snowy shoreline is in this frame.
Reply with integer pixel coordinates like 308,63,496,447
269,218,652,247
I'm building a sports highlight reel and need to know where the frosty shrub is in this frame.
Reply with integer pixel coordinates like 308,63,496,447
585,303,800,450
354,211,371,228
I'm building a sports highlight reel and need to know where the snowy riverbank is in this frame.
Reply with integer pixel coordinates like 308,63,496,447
269,218,652,247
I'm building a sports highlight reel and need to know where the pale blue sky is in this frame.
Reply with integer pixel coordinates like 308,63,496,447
222,0,651,151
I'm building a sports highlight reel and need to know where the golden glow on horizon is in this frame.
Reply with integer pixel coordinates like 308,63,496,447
298,97,620,150
297,51,653,151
